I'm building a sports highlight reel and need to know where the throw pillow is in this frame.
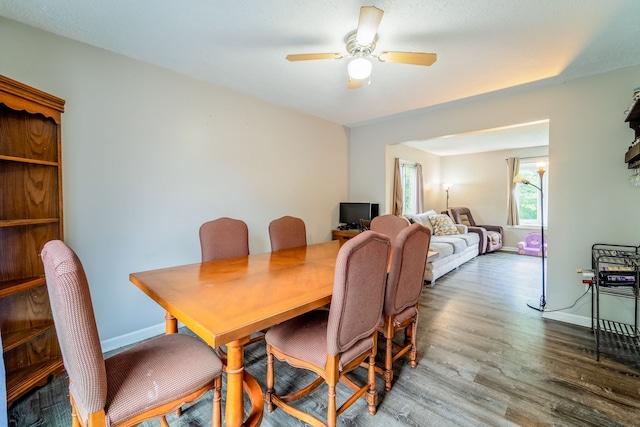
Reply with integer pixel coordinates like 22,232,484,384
415,210,437,232
428,214,460,236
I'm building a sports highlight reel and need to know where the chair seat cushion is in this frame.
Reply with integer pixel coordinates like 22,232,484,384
265,310,374,372
102,333,222,425
393,306,417,326
487,230,501,244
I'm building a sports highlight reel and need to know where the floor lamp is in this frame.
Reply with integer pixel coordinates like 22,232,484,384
514,164,546,311
443,183,452,209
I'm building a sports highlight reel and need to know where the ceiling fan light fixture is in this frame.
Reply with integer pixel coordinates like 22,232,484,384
348,57,372,80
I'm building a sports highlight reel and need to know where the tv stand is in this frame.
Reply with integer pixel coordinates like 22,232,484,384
332,229,361,247
338,224,360,230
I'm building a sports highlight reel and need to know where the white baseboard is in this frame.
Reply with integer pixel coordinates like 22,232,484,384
543,310,591,328
100,322,166,354
500,246,518,253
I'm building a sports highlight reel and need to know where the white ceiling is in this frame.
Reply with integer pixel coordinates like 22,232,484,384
1,0,639,130
405,120,550,156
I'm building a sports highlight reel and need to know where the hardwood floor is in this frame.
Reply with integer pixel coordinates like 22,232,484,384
8,252,640,426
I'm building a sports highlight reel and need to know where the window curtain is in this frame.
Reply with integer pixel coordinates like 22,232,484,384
416,162,424,214
506,157,520,225
393,158,403,216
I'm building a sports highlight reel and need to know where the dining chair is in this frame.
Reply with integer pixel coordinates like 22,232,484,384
265,230,391,427
199,217,249,261
200,217,265,349
370,214,411,244
268,215,307,251
379,223,431,391
41,240,223,427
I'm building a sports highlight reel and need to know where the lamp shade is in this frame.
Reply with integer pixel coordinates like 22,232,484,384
347,57,372,80
513,174,529,184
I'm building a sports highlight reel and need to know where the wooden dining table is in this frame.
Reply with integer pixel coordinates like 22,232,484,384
129,240,341,427
129,239,440,426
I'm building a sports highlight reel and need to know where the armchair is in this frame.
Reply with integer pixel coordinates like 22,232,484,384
445,207,503,254
518,232,547,257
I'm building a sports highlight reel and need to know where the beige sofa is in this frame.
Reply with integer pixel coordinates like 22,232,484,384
405,210,480,284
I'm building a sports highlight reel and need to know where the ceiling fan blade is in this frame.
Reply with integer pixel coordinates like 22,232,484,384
378,51,437,66
356,6,384,46
286,53,343,61
348,78,363,90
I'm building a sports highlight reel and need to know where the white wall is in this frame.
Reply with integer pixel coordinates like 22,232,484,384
350,65,640,327
0,18,349,350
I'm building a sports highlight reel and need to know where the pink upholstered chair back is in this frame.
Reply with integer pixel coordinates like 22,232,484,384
199,217,249,261
327,231,391,355
268,216,307,251
384,223,431,316
370,214,411,244
41,240,108,416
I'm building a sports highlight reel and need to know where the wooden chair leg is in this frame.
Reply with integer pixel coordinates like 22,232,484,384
265,346,275,413
212,376,222,427
384,335,394,391
326,355,338,427
409,321,418,368
366,352,378,415
70,396,81,427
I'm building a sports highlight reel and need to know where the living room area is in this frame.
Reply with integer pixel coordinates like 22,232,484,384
386,120,549,253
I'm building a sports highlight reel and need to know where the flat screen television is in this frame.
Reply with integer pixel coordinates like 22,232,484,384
339,202,379,229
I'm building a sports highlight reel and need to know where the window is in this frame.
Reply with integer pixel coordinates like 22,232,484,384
515,158,548,226
400,161,418,215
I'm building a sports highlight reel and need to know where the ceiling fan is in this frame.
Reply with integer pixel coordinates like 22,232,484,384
285,6,437,89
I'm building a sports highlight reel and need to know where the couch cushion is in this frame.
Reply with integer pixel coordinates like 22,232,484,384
431,236,467,253
408,210,437,232
429,241,454,257
457,213,473,226
428,214,459,236
488,230,501,244
404,214,420,225
453,232,480,247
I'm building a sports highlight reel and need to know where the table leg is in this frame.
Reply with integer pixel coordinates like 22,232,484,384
225,338,247,427
165,311,182,418
165,311,178,334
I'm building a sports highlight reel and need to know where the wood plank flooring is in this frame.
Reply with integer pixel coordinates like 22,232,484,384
8,252,640,426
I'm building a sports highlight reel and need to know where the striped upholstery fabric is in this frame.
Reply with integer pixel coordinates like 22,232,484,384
265,231,391,426
380,223,431,391
385,223,431,316
268,215,307,251
41,240,108,420
105,333,222,425
327,231,390,355
200,217,249,261
264,311,374,371
41,240,223,426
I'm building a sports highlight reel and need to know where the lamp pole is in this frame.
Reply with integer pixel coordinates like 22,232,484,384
514,165,546,312
443,183,452,210
525,166,546,311
536,166,546,310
